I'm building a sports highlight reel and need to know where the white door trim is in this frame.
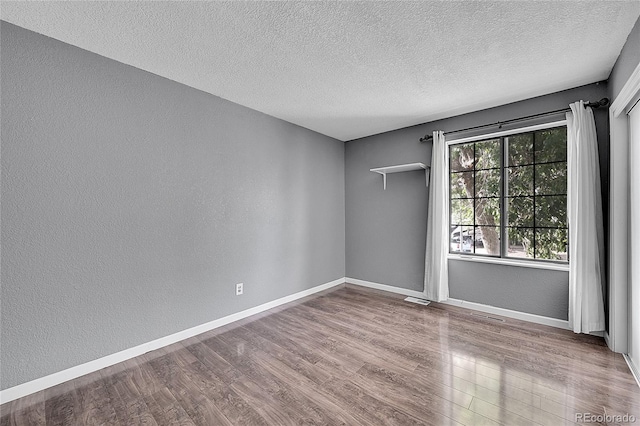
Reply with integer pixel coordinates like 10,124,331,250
608,61,640,353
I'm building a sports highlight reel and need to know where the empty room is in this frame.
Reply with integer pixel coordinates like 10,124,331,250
2,1,640,425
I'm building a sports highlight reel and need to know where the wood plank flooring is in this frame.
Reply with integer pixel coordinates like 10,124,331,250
2,284,639,425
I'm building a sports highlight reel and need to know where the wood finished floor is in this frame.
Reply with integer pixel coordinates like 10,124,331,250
2,284,639,425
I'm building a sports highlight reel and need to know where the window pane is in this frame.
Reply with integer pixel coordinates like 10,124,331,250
535,162,567,195
535,195,567,228
506,197,533,227
535,127,567,163
448,126,568,263
475,226,500,256
475,169,500,197
506,227,534,259
475,198,500,226
506,166,533,196
450,171,473,199
450,226,474,253
451,198,473,225
534,228,568,261
506,133,533,166
475,139,500,169
450,143,475,172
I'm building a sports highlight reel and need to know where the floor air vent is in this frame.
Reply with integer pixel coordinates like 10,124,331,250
404,296,431,306
470,312,505,322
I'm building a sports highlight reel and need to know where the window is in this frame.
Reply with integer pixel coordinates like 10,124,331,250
449,126,568,262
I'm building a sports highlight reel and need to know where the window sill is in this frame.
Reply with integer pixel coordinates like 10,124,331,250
447,254,569,272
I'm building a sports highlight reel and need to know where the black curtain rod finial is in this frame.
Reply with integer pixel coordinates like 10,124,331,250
586,98,609,109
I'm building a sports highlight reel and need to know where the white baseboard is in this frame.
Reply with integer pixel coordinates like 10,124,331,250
440,298,570,330
345,277,570,331
623,354,640,389
0,277,346,405
345,277,425,299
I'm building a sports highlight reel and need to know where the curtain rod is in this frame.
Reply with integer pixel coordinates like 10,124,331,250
418,98,609,143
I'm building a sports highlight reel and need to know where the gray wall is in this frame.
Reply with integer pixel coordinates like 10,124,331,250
609,16,640,101
345,128,430,291
448,261,569,320
346,83,609,320
0,22,345,389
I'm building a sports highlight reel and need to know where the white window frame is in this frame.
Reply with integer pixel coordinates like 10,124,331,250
446,120,569,272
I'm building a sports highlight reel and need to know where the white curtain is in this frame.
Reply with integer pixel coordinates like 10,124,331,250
567,101,606,333
424,131,449,302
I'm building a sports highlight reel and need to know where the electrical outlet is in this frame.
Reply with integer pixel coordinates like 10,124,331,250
235,283,243,296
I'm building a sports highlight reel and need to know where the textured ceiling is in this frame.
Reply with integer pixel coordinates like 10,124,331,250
1,1,639,141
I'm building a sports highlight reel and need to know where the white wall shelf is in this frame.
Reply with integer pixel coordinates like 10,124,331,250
370,162,429,190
